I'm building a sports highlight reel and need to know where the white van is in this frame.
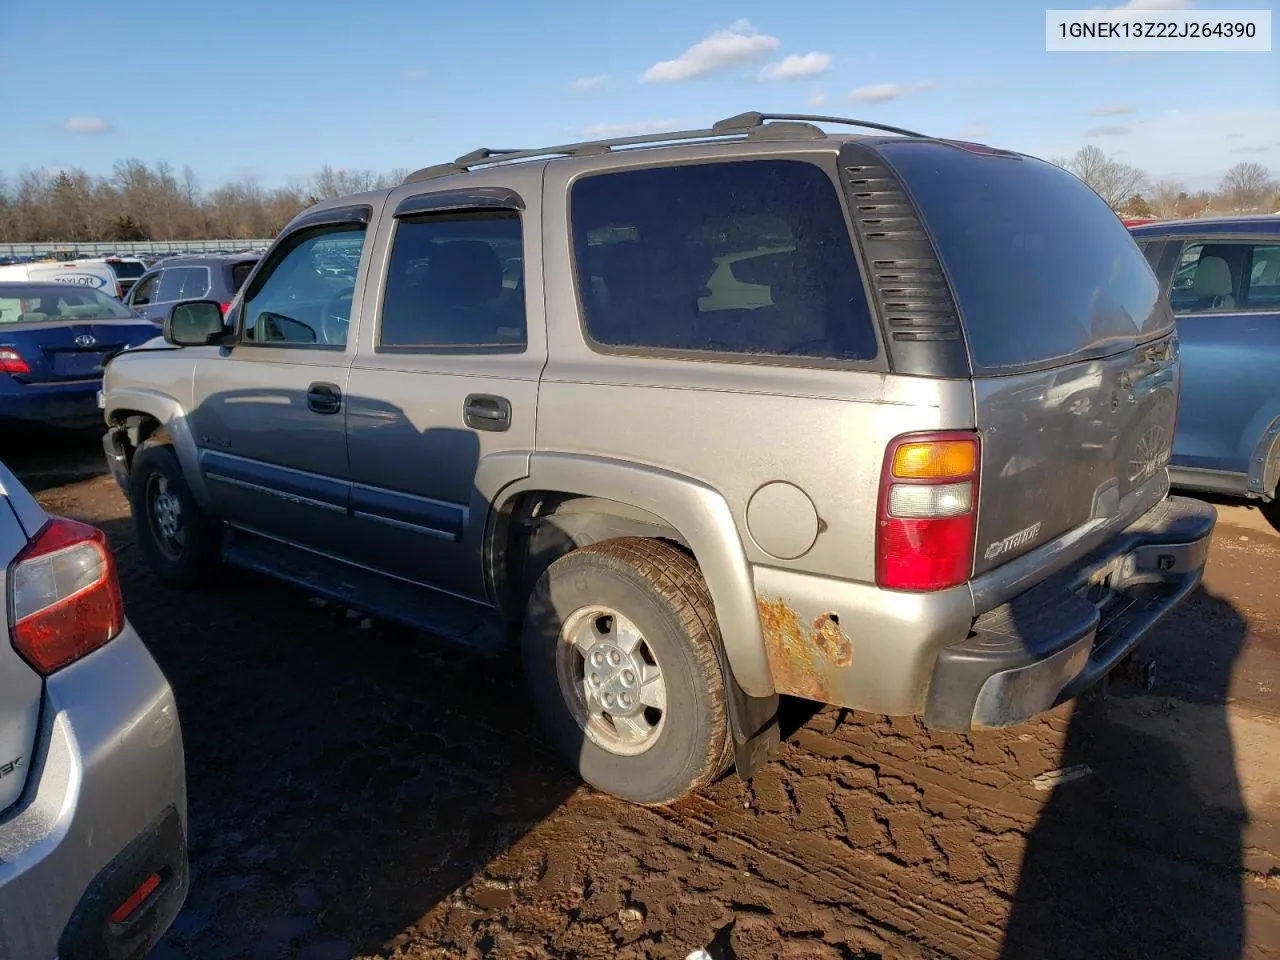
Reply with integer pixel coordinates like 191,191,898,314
0,259,121,297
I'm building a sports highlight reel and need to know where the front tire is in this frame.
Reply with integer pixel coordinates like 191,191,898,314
129,441,221,588
521,537,732,805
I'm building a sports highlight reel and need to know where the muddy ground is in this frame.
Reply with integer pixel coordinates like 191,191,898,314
5,432,1278,960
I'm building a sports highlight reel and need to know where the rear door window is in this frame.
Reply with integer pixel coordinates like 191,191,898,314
570,159,878,362
878,141,1169,373
158,266,211,302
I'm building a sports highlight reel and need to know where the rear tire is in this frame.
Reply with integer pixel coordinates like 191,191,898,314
129,441,221,588
521,537,732,805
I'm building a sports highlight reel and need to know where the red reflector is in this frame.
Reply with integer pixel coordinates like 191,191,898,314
877,515,976,591
9,517,124,674
109,873,161,925
0,348,30,374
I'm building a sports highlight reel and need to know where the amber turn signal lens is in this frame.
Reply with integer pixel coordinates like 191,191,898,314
892,439,976,480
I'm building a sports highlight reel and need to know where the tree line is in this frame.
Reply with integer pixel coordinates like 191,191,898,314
1052,147,1277,219
1,149,1276,244
0,162,408,244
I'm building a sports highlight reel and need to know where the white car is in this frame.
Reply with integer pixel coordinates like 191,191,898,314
0,259,122,298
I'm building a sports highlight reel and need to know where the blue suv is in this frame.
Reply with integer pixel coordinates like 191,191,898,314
1130,215,1280,513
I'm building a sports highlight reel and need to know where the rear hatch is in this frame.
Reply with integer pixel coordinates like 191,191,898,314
877,141,1178,577
0,477,43,814
26,261,118,296
0,286,159,383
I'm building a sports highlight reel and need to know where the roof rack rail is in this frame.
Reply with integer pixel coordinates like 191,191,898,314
401,110,928,184
711,111,928,139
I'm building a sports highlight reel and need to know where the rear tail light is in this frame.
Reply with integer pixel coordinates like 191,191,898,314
219,302,231,316
876,432,980,591
116,282,124,299
0,347,30,375
9,517,124,674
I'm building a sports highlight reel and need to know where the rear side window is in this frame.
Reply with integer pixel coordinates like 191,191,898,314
879,142,1169,373
108,260,145,279
230,261,256,293
571,159,878,362
130,271,161,305
378,211,526,351
157,266,211,302
1169,240,1280,314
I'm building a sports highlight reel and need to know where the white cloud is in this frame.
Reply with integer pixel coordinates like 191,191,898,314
581,119,684,137
642,19,780,82
807,87,827,108
401,68,427,81
1090,103,1133,116
758,52,831,81
1111,0,1192,9
570,74,608,91
64,116,112,134
1085,124,1133,136
847,81,933,103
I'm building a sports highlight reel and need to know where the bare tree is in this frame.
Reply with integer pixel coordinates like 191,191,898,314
1218,162,1277,212
1060,145,1148,210
1149,179,1186,219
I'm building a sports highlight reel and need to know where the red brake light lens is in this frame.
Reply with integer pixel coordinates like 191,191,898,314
219,302,231,316
9,517,124,674
876,432,980,592
0,348,30,375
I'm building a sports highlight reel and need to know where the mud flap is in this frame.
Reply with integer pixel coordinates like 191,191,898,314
716,644,780,780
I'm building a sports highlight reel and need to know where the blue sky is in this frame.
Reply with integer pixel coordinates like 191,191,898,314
1,0,1276,193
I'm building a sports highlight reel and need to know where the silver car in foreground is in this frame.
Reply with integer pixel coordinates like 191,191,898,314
0,459,187,959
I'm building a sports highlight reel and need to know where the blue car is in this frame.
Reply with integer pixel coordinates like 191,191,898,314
0,282,161,430
1129,215,1280,511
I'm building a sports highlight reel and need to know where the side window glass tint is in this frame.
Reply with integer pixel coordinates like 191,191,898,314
177,267,210,300
378,211,526,351
570,159,877,362
1244,243,1280,310
1170,242,1244,314
242,225,367,347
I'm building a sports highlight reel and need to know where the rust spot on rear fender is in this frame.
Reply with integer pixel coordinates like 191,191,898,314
756,597,854,703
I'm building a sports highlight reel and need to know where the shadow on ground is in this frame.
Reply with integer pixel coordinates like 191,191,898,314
1001,584,1249,959
95,512,580,959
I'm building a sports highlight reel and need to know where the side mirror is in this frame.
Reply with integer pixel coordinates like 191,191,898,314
164,300,228,347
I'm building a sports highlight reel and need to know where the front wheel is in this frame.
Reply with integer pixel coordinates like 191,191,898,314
129,441,221,588
521,537,732,805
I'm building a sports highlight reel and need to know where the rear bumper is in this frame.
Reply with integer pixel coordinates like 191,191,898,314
0,628,187,960
924,496,1216,730
0,379,102,428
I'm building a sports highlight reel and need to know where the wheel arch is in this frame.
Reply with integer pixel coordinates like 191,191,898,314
488,453,773,700
104,388,211,507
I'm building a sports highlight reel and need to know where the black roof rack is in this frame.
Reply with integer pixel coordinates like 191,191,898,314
402,111,929,184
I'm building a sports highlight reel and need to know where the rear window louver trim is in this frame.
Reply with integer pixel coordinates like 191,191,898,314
844,164,962,345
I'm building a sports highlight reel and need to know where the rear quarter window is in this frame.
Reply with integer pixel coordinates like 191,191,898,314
570,159,879,363
879,142,1170,373
230,261,256,293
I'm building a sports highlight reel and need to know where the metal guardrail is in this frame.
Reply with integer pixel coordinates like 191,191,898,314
0,239,274,258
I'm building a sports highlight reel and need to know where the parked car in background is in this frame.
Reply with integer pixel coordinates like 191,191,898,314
102,256,149,297
125,254,259,324
0,457,187,960
1130,216,1280,515
0,283,159,430
102,112,1214,806
0,258,119,297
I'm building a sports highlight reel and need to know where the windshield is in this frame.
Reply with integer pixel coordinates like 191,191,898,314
0,284,138,324
878,141,1170,373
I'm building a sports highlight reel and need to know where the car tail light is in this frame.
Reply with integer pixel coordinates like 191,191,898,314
0,347,30,375
116,282,124,299
219,302,231,316
876,432,980,591
9,517,124,674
